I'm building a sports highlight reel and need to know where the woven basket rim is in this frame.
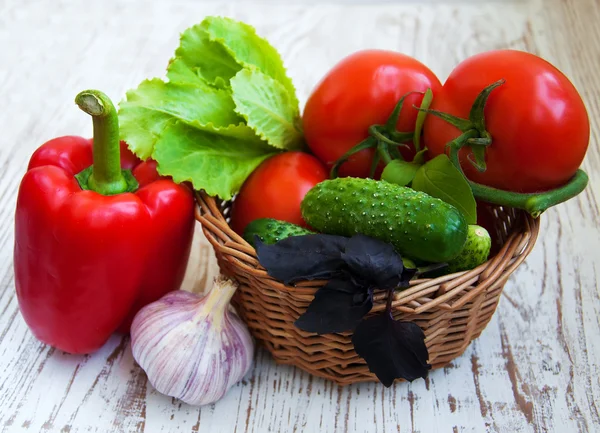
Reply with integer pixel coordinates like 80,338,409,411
194,190,540,315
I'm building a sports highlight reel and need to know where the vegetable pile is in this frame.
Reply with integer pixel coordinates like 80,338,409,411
14,15,591,403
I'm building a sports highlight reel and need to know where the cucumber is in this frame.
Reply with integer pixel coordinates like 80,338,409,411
446,225,491,273
301,178,468,262
243,218,315,247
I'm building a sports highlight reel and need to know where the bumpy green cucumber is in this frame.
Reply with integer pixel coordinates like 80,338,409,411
243,218,315,247
446,225,491,273
301,178,468,262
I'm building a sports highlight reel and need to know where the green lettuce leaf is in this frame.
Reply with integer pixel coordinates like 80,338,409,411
166,58,215,87
200,16,298,107
169,24,241,85
119,78,258,159
230,68,303,150
118,16,303,198
153,122,277,200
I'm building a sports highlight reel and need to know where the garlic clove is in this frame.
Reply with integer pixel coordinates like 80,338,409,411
131,277,254,406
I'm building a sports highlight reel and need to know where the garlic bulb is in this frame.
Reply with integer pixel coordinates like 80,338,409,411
130,276,254,406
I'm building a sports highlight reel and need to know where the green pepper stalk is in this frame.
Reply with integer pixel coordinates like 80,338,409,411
74,90,138,195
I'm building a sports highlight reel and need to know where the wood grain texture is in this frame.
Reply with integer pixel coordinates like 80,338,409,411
0,0,598,432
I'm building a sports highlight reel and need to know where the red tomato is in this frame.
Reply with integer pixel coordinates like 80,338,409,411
119,140,142,170
133,160,166,187
303,50,442,178
424,50,590,193
230,152,328,235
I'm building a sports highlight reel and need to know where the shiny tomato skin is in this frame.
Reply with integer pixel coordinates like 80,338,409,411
424,50,590,193
303,50,442,178
230,152,328,235
133,160,166,187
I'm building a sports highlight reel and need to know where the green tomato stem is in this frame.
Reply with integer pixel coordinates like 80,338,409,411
369,150,381,178
388,144,403,160
330,90,428,178
378,142,393,166
413,88,433,152
369,125,402,147
329,136,377,179
468,79,505,133
384,91,419,133
75,90,138,195
447,133,589,217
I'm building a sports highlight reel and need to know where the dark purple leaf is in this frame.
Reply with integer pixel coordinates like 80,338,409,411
255,234,349,284
341,234,415,289
294,278,373,334
352,312,430,387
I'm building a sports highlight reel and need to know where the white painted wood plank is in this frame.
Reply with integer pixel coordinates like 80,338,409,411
0,0,598,432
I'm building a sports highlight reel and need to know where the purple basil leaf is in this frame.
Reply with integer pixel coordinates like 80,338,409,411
256,234,349,284
323,277,365,294
352,312,430,387
341,234,414,289
294,278,373,334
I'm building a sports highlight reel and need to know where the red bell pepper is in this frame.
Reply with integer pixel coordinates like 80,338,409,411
14,90,195,354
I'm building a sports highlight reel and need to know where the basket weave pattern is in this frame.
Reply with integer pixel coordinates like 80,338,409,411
196,191,540,385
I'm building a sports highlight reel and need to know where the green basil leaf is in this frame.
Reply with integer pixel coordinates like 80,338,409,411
381,160,421,187
412,154,477,224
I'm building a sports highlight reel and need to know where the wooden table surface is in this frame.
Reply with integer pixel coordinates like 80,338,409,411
1,0,599,431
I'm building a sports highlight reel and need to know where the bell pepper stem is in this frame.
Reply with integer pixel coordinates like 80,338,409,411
447,133,589,217
75,90,136,195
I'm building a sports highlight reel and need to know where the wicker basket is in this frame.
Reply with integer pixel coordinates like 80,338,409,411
195,191,540,385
